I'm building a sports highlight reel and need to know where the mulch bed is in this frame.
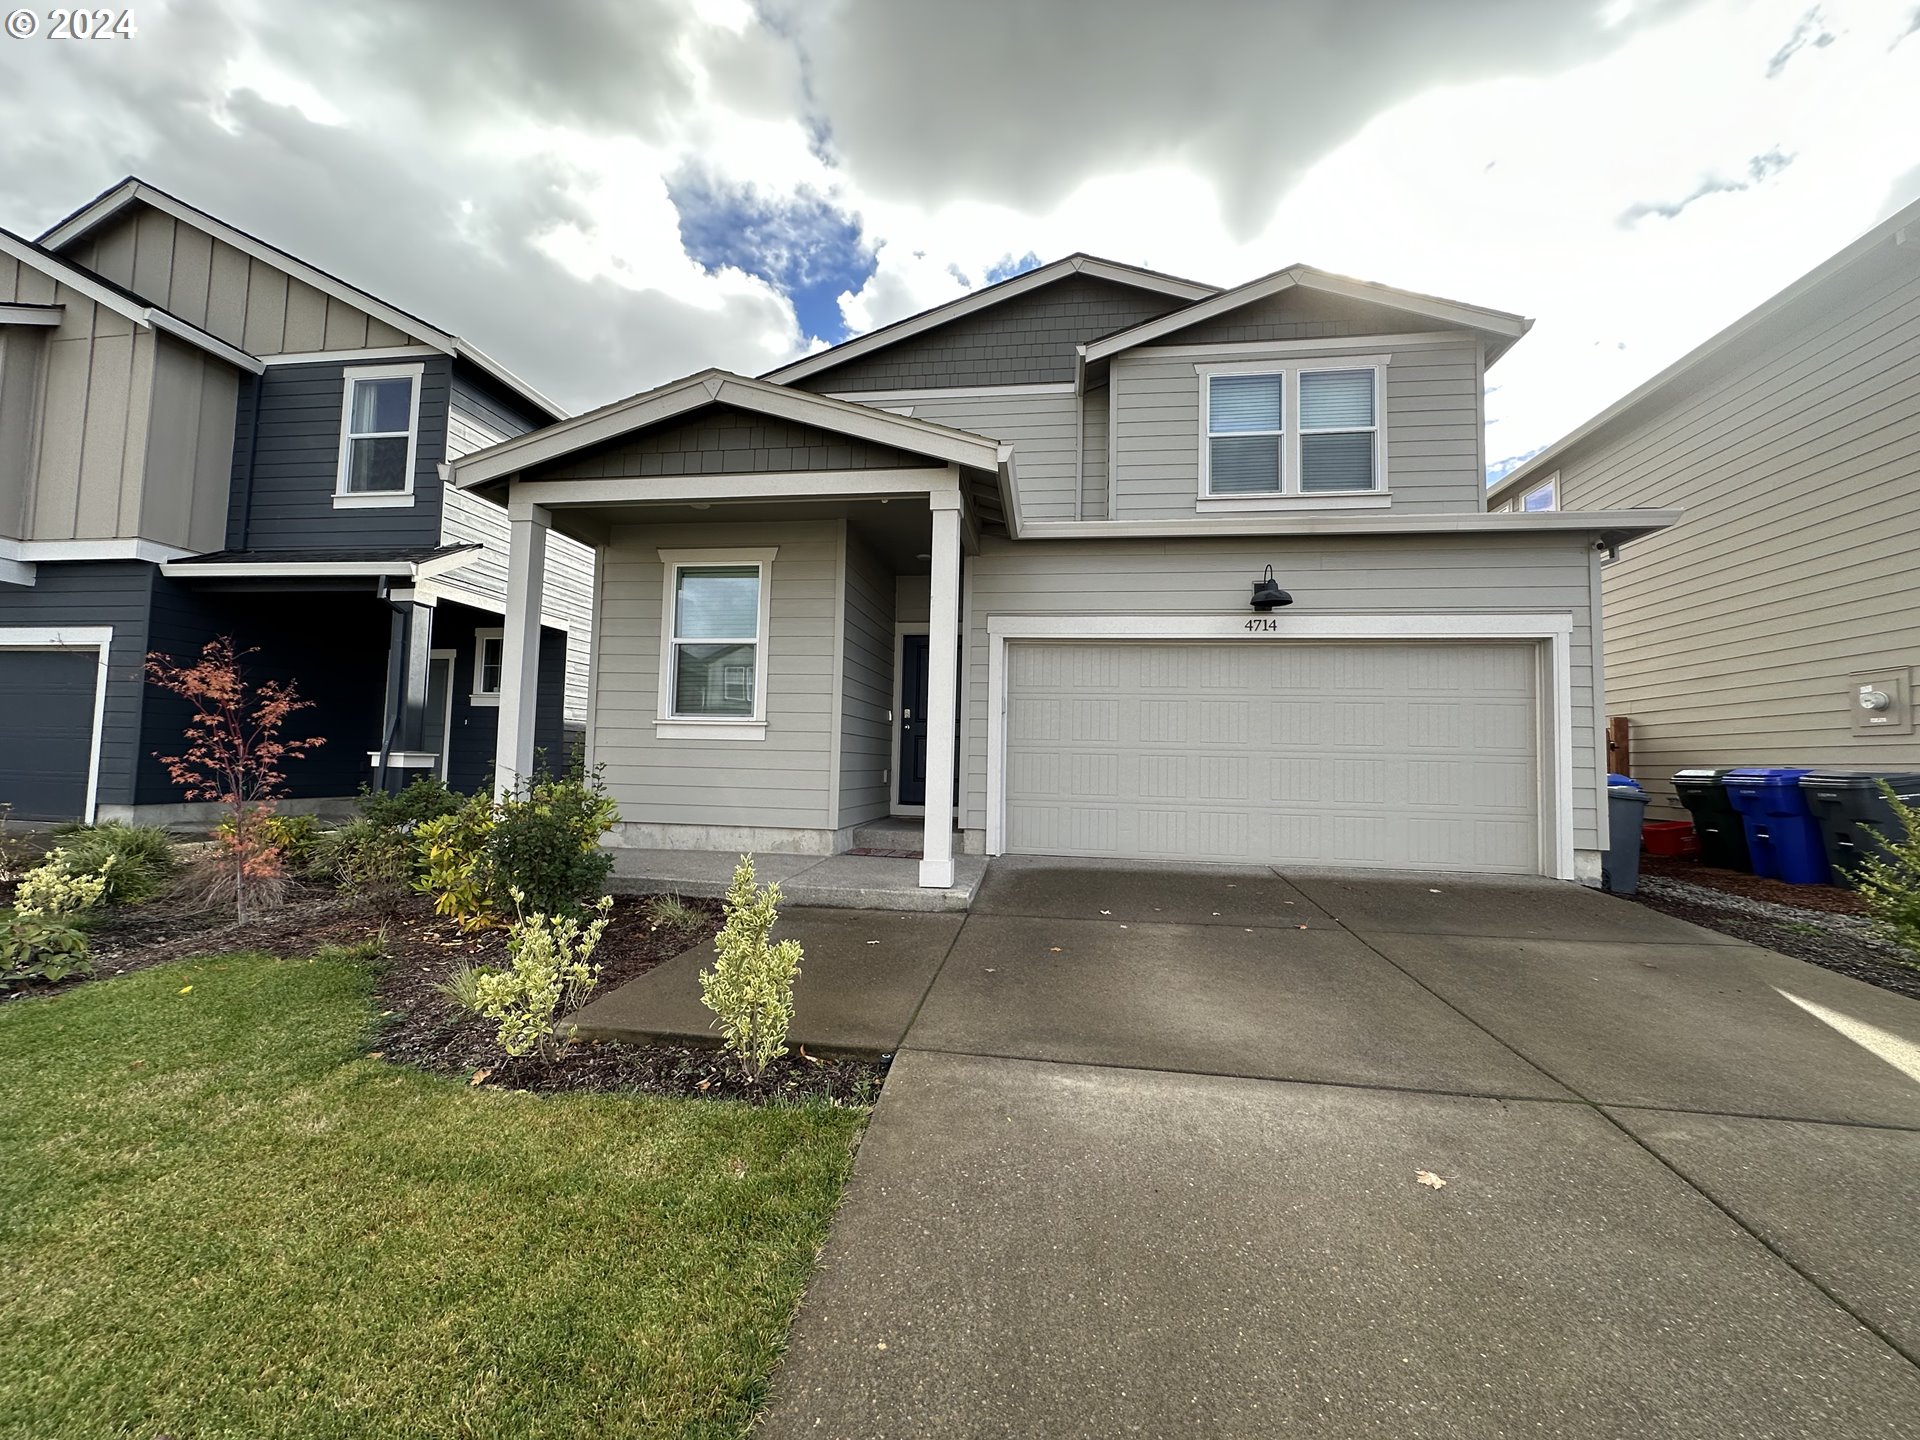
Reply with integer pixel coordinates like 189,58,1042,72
1626,859,1920,1003
369,894,888,1104
1639,853,1867,914
9,881,888,1105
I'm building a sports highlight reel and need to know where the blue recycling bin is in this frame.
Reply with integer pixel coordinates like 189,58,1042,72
1724,767,1829,884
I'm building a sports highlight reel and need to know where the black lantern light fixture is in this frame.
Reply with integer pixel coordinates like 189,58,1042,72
1250,564,1293,612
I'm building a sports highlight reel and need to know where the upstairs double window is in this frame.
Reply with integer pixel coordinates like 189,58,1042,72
1202,363,1382,500
335,363,423,508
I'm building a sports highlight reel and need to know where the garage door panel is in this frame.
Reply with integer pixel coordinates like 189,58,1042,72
1005,640,1541,874
0,649,97,822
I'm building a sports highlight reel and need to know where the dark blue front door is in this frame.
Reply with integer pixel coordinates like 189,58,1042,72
898,633,930,806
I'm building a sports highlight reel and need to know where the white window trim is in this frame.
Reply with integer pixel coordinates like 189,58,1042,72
1196,356,1390,506
982,613,1576,882
0,626,112,823
655,547,777,740
470,628,504,707
334,362,425,509
1520,473,1560,513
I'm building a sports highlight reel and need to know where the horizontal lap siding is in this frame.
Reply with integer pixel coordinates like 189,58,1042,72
0,560,154,809
1549,245,1920,816
594,520,839,829
229,358,447,550
885,390,1080,524
963,533,1600,851
1108,341,1485,520
839,530,895,826
439,373,595,721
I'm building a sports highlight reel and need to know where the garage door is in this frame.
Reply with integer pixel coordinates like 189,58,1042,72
0,649,98,821
1004,641,1540,873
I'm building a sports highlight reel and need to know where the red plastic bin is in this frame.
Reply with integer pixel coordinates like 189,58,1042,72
1641,820,1699,858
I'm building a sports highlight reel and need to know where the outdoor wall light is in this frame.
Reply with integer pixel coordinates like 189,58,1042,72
1250,564,1293,611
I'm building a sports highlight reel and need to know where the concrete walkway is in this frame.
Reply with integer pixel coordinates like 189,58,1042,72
755,857,1920,1438
605,846,987,913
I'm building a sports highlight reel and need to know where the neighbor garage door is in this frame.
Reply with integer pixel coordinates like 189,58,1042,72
0,649,98,821
1003,641,1540,873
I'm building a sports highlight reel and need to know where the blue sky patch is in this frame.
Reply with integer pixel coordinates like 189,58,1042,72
669,171,876,344
986,250,1044,284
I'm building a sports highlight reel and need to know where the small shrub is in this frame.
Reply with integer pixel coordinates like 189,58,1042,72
414,771,618,931
1858,783,1920,971
357,776,465,832
51,822,176,904
1,912,92,987
700,855,803,1080
487,772,617,919
473,894,612,1059
644,892,706,934
415,793,499,933
14,849,114,918
437,962,493,1015
313,819,416,918
260,812,323,871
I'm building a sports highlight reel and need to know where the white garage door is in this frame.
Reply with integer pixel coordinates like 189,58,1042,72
1004,641,1540,873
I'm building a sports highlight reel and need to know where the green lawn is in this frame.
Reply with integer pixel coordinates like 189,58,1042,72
0,953,867,1439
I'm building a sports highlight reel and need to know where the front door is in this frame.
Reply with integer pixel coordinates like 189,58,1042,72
424,654,454,780
896,633,959,810
897,633,930,806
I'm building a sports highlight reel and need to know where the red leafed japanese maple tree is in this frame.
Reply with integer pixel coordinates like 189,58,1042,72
145,637,326,920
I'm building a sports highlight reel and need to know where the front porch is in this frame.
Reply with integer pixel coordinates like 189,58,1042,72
455,370,1008,893
607,830,988,913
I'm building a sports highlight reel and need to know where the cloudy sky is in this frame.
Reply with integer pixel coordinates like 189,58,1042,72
2,0,1916,478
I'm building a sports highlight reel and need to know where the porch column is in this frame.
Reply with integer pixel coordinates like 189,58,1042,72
396,601,434,754
919,499,962,888
494,493,549,797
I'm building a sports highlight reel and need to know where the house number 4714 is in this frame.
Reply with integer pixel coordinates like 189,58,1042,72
1244,617,1279,633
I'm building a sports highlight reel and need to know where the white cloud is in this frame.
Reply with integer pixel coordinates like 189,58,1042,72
2,0,1916,442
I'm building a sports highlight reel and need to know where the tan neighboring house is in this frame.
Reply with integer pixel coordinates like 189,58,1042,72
1488,196,1920,817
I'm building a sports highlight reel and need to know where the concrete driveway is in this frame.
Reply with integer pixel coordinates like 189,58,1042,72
760,858,1920,1438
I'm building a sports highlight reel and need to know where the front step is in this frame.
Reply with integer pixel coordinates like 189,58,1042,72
850,817,925,853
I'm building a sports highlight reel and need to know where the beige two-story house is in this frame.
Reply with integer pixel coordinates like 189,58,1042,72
1489,196,1920,817
456,256,1675,891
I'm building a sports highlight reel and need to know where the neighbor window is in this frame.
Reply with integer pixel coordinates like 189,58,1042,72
471,629,503,705
1202,363,1381,499
662,556,770,721
1521,475,1558,512
335,363,422,506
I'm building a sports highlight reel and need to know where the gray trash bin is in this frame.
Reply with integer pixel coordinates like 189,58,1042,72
1797,770,1920,887
1603,783,1651,895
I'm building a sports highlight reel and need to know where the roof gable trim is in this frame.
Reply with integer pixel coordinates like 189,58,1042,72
39,179,565,419
453,369,1002,488
1081,265,1529,364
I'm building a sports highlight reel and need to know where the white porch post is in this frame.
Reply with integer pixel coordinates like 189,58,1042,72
494,492,549,798
919,499,962,888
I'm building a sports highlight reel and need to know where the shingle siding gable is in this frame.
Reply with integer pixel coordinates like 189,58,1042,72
793,275,1191,393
